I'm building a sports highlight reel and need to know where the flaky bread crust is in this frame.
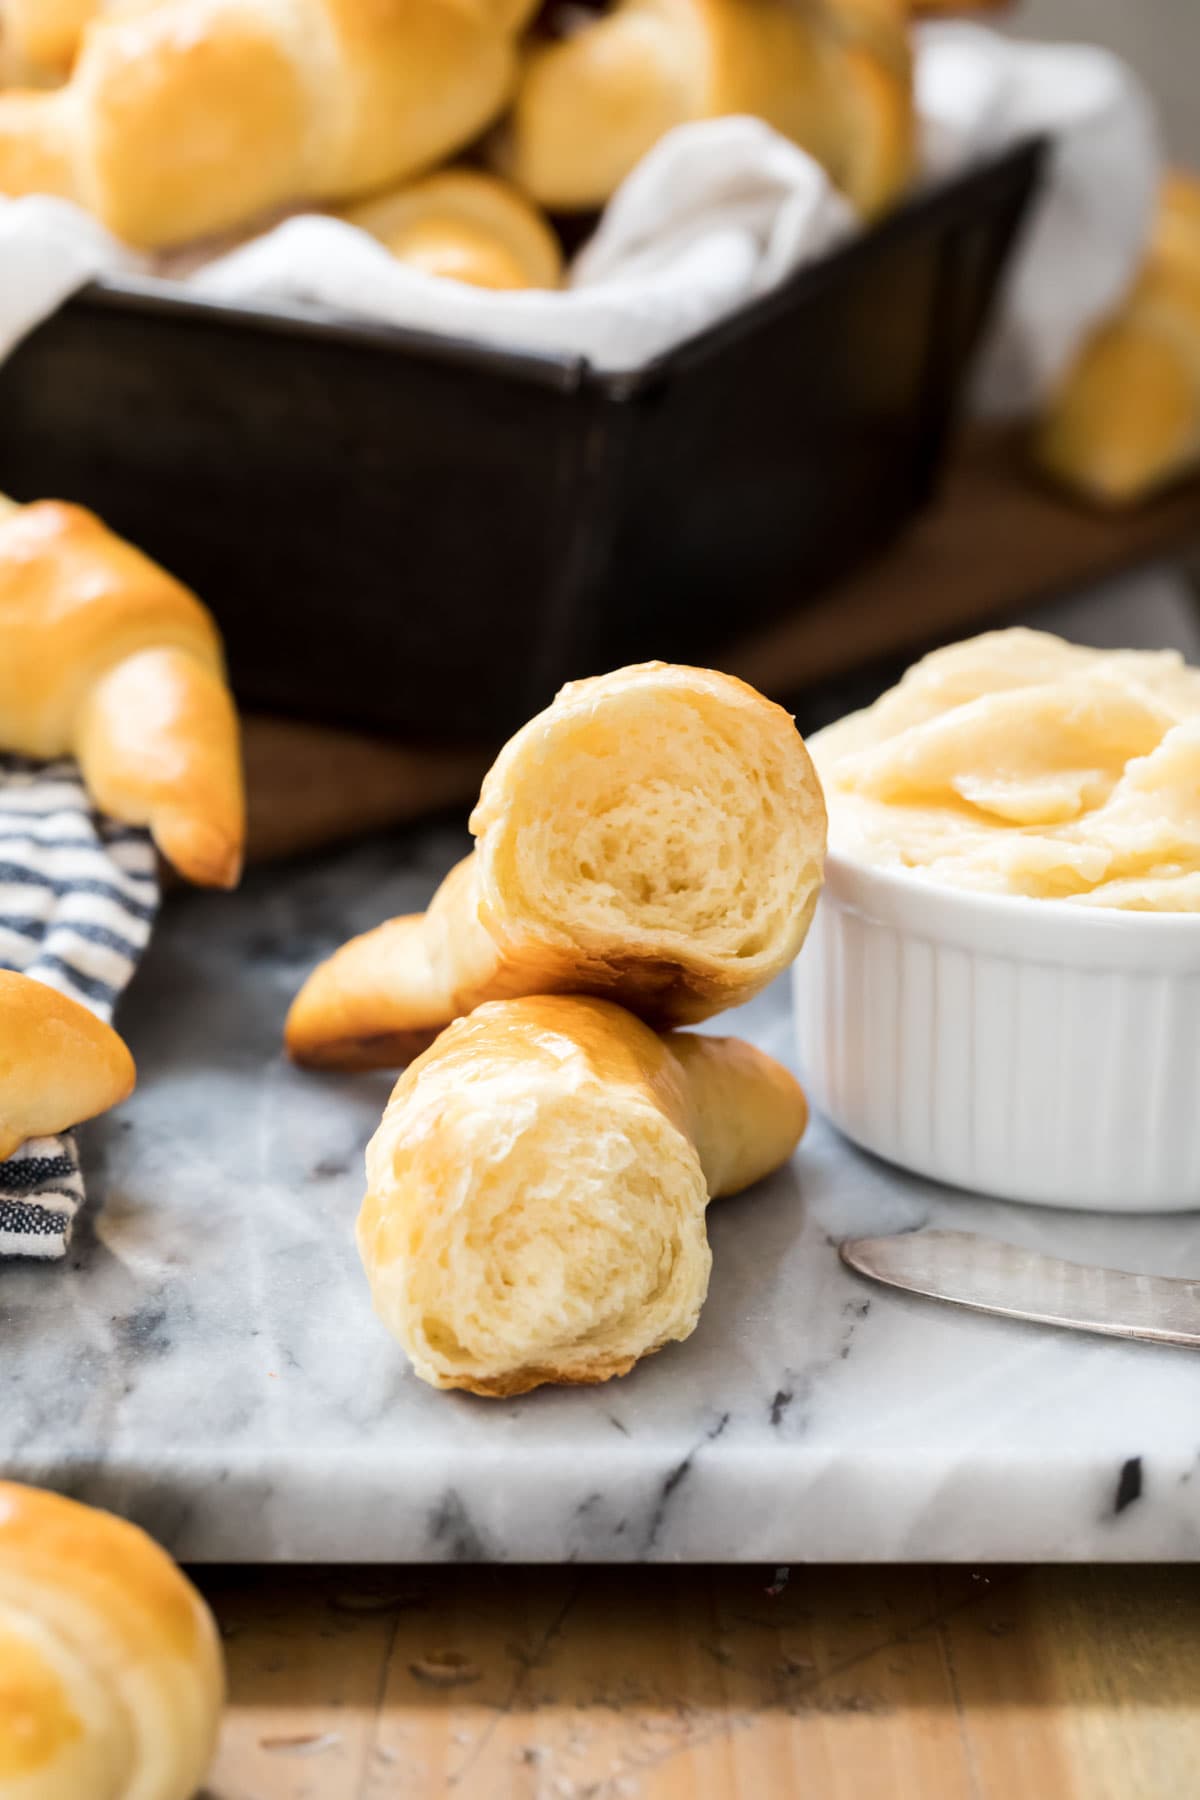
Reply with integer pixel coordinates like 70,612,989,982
0,1481,224,1799
0,0,540,247
0,499,244,887
287,662,827,1069
489,0,914,217
0,970,135,1160
359,994,808,1395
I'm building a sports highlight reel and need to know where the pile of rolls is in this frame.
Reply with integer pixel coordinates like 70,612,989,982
0,0,917,286
3,1,1196,503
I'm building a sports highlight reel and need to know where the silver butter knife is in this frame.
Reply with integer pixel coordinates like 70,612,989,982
841,1229,1200,1349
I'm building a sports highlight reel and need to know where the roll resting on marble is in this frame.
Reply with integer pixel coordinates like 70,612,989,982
291,661,827,1395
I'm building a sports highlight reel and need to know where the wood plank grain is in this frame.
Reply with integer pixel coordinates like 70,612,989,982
198,1565,1200,1800
1055,1568,1200,1800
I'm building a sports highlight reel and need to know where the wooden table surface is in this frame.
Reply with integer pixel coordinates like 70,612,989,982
198,1564,1200,1799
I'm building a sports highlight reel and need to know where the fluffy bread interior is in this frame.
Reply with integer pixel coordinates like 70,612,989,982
481,678,824,974
361,1083,711,1395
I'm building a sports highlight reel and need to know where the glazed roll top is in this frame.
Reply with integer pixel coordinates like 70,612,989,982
0,502,222,757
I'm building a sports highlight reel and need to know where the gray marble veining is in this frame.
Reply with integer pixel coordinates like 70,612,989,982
3,823,1200,1562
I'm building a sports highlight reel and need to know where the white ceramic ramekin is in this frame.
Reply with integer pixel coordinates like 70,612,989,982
793,851,1200,1211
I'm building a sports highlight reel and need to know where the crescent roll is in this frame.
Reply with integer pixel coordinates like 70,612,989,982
286,662,827,1070
0,1481,224,1799
0,0,542,248
1037,171,1200,507
0,1,103,72
0,498,244,889
360,994,808,1394
337,167,563,290
490,0,914,218
0,970,135,1160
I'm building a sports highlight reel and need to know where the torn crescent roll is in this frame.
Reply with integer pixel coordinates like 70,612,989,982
286,662,827,1070
360,995,808,1394
0,498,244,888
0,1481,224,1800
0,970,135,1161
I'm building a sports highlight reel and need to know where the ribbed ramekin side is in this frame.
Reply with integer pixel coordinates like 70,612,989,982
793,891,1200,1210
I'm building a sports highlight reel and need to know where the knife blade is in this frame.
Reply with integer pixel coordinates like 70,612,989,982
840,1229,1200,1349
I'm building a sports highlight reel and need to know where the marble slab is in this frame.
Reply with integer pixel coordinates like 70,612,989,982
3,824,1200,1563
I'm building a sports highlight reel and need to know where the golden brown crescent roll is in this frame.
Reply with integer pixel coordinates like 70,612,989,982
337,167,563,290
360,994,807,1394
0,28,65,90
0,0,102,72
490,0,914,218
0,0,542,247
1037,171,1200,507
286,662,827,1070
0,970,135,1160
0,497,244,888
0,1481,224,1799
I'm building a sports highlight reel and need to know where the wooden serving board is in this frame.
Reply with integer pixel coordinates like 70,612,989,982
242,428,1200,867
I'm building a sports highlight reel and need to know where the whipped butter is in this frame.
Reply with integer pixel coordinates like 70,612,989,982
811,628,1200,909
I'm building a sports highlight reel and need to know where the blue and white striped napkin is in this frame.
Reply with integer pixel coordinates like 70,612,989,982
0,756,158,1258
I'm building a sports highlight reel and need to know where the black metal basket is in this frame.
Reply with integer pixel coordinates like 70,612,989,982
0,139,1044,741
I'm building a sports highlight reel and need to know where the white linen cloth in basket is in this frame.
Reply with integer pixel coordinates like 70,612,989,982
0,27,1159,406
